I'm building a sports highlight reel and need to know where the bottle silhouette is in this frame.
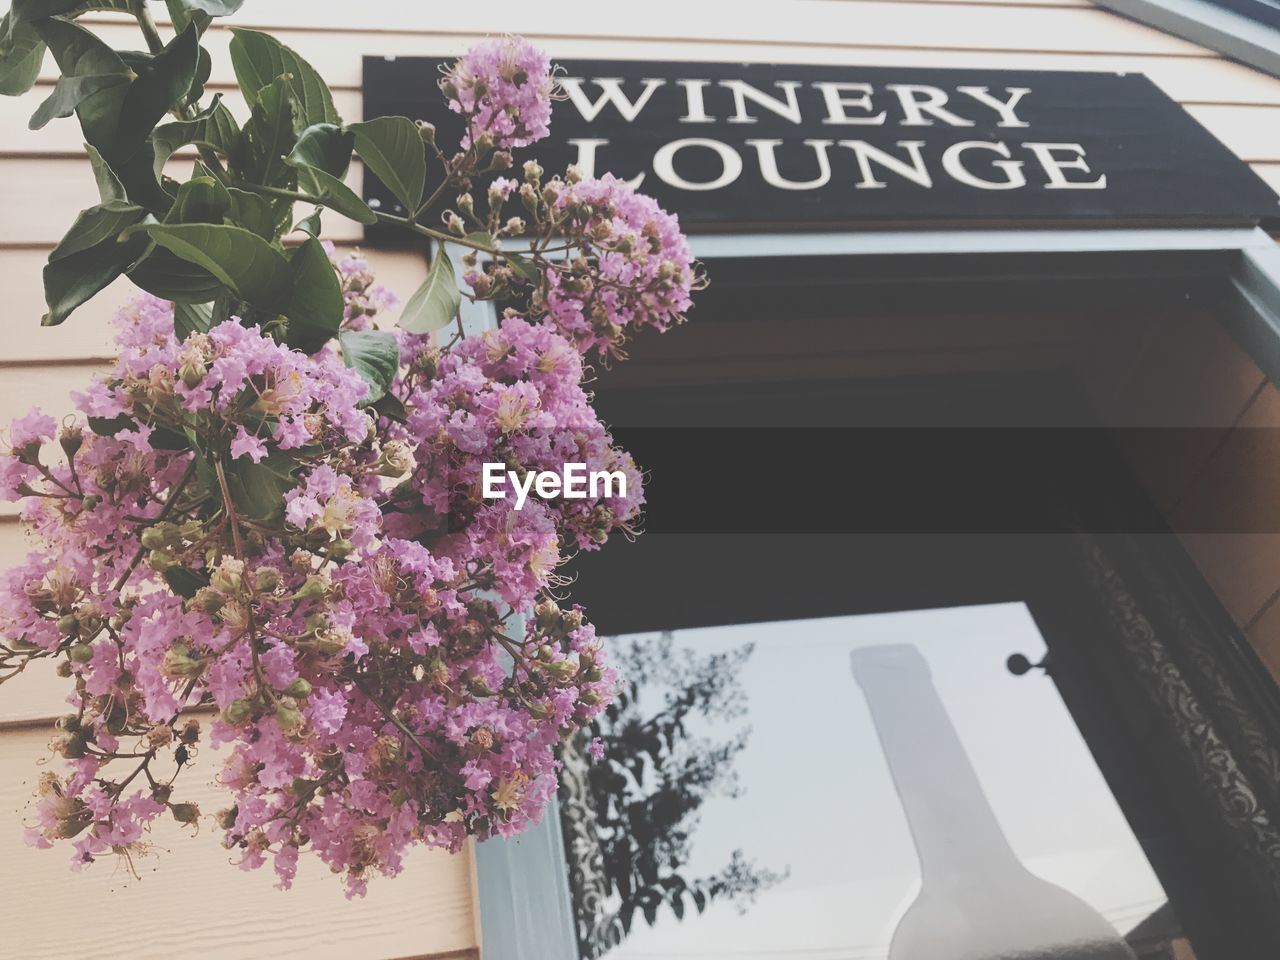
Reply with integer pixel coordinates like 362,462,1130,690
850,644,1140,960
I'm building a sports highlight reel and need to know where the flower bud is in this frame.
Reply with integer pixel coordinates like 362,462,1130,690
50,729,85,758
178,718,200,745
275,703,304,734
253,566,281,593
140,526,168,551
535,598,561,629
416,120,436,144
179,361,205,388
67,642,93,664
192,587,224,614
147,550,174,573
13,440,42,465
523,160,543,183
58,427,83,460
56,613,79,636
215,805,238,831
545,659,577,682
210,559,243,595
284,677,312,698
146,724,173,749
222,699,252,725
163,643,201,678
293,574,329,601
169,802,200,825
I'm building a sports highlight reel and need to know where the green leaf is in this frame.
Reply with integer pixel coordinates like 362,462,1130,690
372,391,407,423
186,0,245,12
114,141,174,214
292,207,322,238
230,75,301,233
128,247,223,302
29,72,126,129
34,17,130,159
28,71,120,132
141,223,292,313
339,329,399,404
285,235,342,352
0,16,45,97
151,95,239,175
126,174,229,301
286,123,374,224
293,165,375,225
10,0,94,21
116,23,199,159
187,43,211,103
170,175,230,224
50,200,143,260
165,0,243,31
227,187,275,239
236,75,303,184
348,116,424,214
399,252,460,334
288,122,351,177
85,143,126,202
228,27,338,126
163,566,209,599
173,300,213,340
32,15,127,77
43,203,149,325
229,451,298,520
505,252,540,284
164,0,211,36
87,414,132,436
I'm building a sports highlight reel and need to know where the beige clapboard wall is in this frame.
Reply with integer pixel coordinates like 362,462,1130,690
3,1,1280,957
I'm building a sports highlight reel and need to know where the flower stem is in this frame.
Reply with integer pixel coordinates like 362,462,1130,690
227,180,500,254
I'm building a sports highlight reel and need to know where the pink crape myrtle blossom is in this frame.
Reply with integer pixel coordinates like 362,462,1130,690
441,36,557,150
0,36,698,898
0,253,637,896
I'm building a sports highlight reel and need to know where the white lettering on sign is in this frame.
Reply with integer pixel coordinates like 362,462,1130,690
557,75,1105,196
559,76,667,122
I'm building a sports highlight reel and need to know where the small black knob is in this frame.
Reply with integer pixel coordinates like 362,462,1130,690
1006,652,1051,677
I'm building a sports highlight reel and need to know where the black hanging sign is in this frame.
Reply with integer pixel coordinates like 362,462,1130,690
362,57,1279,230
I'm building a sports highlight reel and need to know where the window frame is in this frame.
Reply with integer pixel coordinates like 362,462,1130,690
467,225,1280,959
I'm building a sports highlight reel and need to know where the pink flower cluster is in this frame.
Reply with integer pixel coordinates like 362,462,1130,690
0,35,700,898
0,274,628,895
542,173,699,360
441,36,556,150
462,165,702,362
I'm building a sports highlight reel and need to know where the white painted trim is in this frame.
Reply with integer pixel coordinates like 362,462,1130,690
1095,0,1280,79
687,225,1273,258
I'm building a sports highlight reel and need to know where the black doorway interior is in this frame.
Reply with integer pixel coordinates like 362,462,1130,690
567,370,1280,959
